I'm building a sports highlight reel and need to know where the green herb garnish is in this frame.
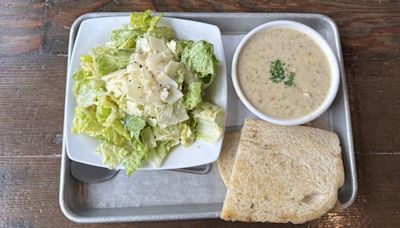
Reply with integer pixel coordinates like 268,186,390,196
284,72,295,87
269,59,295,87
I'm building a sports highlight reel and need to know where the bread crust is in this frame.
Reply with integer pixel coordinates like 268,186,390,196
217,131,241,186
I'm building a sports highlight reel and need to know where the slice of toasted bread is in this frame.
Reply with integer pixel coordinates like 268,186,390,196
220,119,345,224
217,131,241,186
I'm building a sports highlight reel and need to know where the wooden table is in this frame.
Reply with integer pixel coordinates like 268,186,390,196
1,1,399,227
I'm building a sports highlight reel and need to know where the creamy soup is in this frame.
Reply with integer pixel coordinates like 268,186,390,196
237,28,331,119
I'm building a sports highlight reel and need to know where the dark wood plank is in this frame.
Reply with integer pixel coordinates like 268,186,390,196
347,58,400,153
42,0,400,59
0,0,45,56
0,56,66,156
1,153,399,227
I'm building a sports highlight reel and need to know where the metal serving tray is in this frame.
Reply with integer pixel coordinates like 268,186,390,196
60,12,357,223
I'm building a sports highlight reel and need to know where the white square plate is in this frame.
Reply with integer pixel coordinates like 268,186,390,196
64,16,227,170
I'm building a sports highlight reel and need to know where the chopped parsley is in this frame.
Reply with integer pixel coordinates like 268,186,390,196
269,59,295,87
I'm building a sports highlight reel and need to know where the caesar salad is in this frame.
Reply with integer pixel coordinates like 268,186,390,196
71,11,224,175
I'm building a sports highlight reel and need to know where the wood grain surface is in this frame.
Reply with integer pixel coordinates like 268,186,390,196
1,0,399,227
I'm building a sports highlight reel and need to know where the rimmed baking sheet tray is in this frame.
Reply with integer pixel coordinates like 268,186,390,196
60,12,357,223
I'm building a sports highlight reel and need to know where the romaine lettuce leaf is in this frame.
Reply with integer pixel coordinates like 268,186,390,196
156,100,189,128
183,81,202,110
72,69,89,94
181,40,218,87
192,102,224,143
148,26,174,41
152,125,180,141
141,126,157,149
99,121,130,146
148,140,179,167
80,55,95,77
96,142,129,169
96,96,122,127
175,65,186,86
73,69,106,108
179,121,196,147
90,46,131,76
174,40,193,61
73,68,85,81
123,140,148,176
123,115,147,140
71,106,103,137
130,10,161,32
110,25,141,50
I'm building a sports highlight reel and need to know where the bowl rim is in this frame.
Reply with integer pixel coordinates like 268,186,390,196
231,20,340,126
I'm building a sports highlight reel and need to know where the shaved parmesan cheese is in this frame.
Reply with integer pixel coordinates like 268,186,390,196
165,87,183,105
102,69,127,82
126,99,143,116
122,35,189,125
159,51,174,61
126,71,145,104
167,40,177,54
157,72,178,89
136,37,151,53
160,87,169,102
148,36,168,53
143,104,157,117
146,53,165,76
157,101,189,128
104,69,128,97
164,61,180,78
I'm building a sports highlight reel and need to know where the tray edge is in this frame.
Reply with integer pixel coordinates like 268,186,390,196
59,12,358,223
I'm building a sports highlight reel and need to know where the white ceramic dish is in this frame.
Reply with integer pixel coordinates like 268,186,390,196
64,16,227,170
231,20,340,126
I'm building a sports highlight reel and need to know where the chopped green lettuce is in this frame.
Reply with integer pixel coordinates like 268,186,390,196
148,140,179,167
141,126,157,149
123,140,148,176
74,82,97,107
156,100,189,128
192,102,224,143
99,121,130,146
175,65,186,88
179,121,196,147
174,40,193,61
72,105,129,147
110,25,141,49
123,115,147,140
181,40,218,87
74,80,106,107
80,55,95,76
90,46,131,76
130,10,161,32
148,26,174,41
95,96,120,127
183,81,202,110
72,106,102,137
152,125,180,141
97,142,129,169
73,68,86,82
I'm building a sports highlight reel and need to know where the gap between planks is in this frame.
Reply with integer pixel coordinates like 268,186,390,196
355,151,400,155
0,154,61,159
